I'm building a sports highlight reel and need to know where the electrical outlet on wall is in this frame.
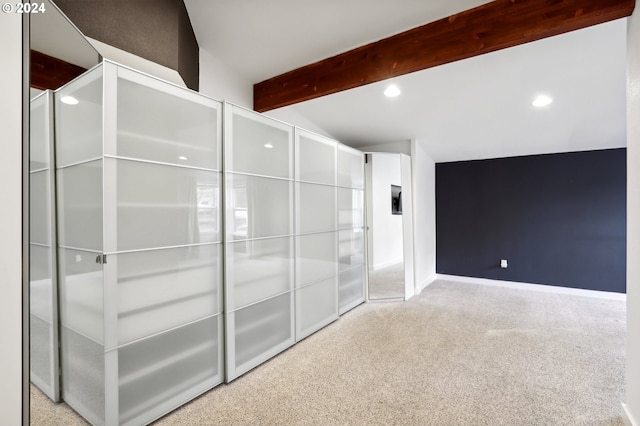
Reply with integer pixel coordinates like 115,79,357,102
500,259,508,268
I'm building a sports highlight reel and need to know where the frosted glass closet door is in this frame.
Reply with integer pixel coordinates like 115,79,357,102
297,182,337,234
337,145,366,314
29,91,59,401
106,65,225,425
225,105,295,381
294,130,339,341
55,67,106,424
337,144,365,190
55,62,226,426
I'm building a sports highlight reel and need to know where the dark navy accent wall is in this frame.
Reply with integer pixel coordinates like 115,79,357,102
436,149,626,293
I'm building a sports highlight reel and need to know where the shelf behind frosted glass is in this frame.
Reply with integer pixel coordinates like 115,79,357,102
296,132,336,185
110,158,221,251
56,159,103,252
58,248,104,343
297,182,336,234
55,66,103,168
114,244,223,346
296,277,338,341
226,108,293,179
338,188,364,230
30,170,51,246
338,229,365,272
339,265,365,314
116,77,221,171
337,145,365,189
226,237,293,311
296,232,337,288
226,173,294,241
230,292,293,376
60,325,105,425
118,315,223,425
30,92,49,171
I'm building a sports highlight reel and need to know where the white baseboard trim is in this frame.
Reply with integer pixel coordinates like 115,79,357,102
435,274,626,301
416,275,438,295
623,403,638,426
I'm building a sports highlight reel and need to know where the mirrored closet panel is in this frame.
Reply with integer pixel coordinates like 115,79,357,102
365,153,414,301
55,61,224,426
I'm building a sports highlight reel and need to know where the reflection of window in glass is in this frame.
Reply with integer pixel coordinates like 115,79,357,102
352,190,364,229
230,186,248,238
197,185,218,240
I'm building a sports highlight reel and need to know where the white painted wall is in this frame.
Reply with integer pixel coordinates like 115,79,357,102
625,10,640,426
411,139,437,293
400,154,415,299
199,48,252,107
358,140,411,155
369,154,404,269
0,14,25,424
266,108,334,138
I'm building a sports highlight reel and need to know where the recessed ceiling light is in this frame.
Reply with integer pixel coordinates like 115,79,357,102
384,84,401,98
60,96,79,105
264,143,274,149
178,156,188,160
532,94,553,107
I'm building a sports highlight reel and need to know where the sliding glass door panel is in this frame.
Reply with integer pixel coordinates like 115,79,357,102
115,76,221,171
296,130,336,185
54,62,225,424
338,188,365,230
339,265,365,315
58,247,104,343
30,245,54,320
226,173,294,241
114,244,223,346
117,315,223,425
297,182,337,234
338,229,365,272
111,159,221,251
30,171,51,245
56,159,103,252
54,66,104,168
295,278,338,341
226,107,293,179
296,232,338,287
226,237,293,310
230,293,294,375
337,145,365,190
60,325,105,425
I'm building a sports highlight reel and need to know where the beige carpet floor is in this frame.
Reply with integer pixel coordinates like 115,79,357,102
31,279,626,425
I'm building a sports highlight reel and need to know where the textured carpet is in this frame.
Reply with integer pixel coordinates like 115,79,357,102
31,279,626,425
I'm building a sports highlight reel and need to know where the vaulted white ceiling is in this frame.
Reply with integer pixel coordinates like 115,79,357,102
185,0,627,162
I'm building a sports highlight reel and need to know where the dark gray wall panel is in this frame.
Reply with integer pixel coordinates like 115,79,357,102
55,0,199,90
435,149,626,293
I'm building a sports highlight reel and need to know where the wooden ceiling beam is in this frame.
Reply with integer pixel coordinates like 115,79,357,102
254,0,635,112
30,50,87,91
